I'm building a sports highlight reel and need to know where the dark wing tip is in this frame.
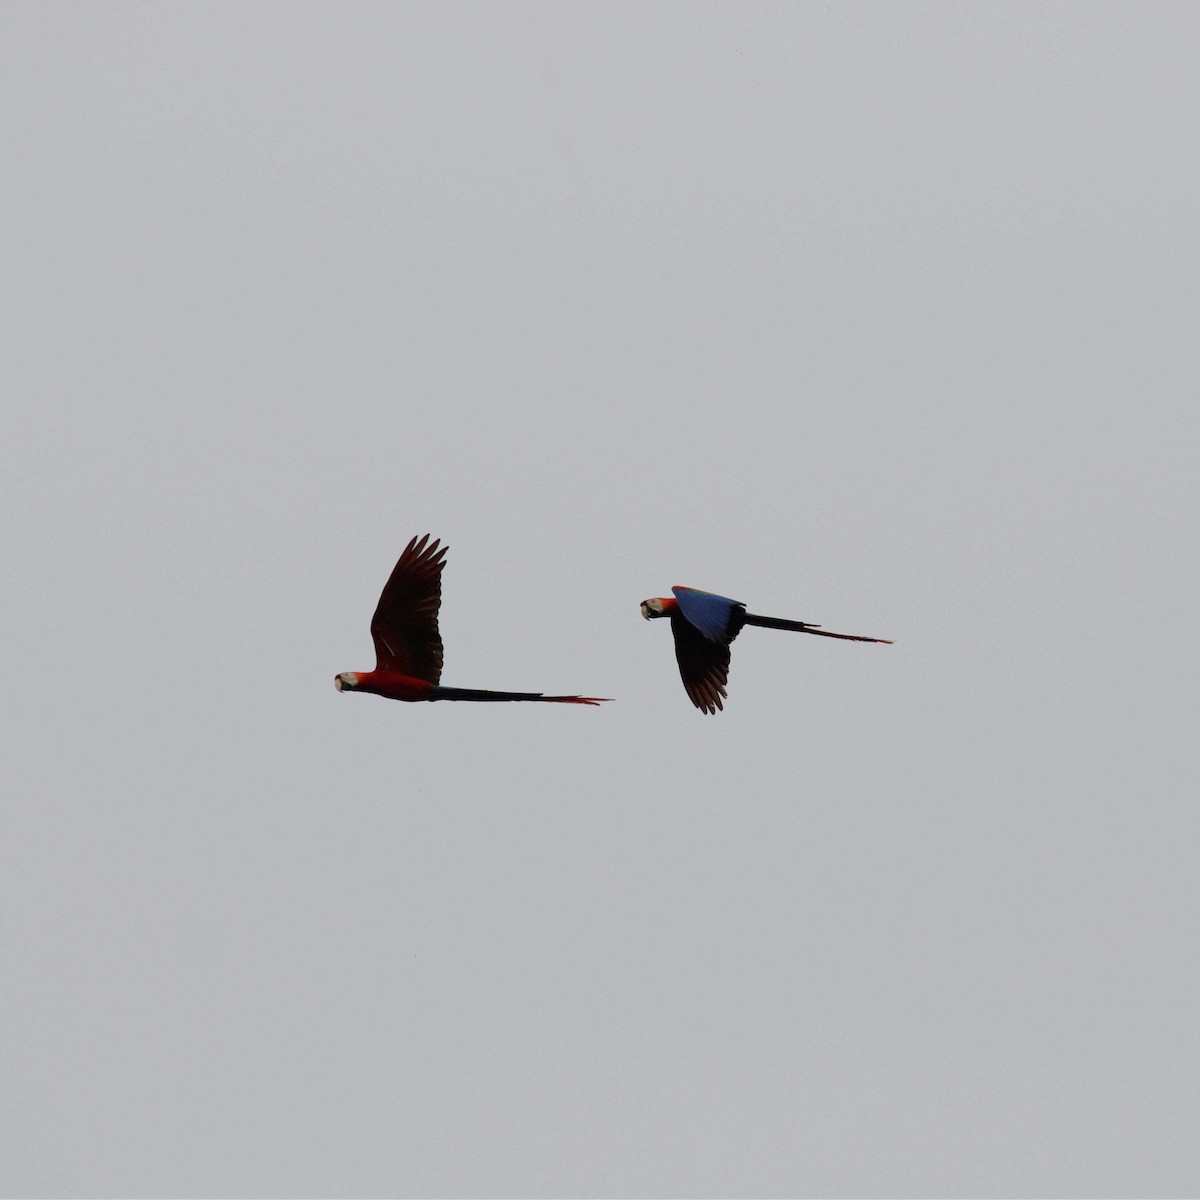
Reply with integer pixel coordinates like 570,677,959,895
686,680,726,714
405,532,448,564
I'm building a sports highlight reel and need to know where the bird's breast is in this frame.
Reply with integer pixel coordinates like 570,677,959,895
352,671,436,702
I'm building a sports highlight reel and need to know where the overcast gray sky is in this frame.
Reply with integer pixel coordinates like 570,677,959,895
3,2,1198,1196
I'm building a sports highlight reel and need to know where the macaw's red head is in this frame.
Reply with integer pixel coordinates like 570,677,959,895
334,671,361,692
640,596,678,620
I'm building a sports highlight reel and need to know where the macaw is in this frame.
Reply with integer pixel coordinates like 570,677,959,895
641,586,891,713
336,535,610,705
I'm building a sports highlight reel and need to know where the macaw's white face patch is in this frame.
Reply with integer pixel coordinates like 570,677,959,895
334,672,360,691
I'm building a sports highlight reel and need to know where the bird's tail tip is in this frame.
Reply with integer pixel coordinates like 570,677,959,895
546,695,613,705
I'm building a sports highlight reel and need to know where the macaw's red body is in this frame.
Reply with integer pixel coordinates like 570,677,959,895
337,535,610,706
641,586,891,714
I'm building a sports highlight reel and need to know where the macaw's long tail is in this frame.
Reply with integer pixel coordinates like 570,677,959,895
742,613,893,644
431,686,611,705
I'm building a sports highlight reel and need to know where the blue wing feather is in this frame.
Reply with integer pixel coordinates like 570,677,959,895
672,587,744,643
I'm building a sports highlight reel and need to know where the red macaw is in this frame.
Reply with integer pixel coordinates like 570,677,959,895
641,586,891,713
336,535,610,706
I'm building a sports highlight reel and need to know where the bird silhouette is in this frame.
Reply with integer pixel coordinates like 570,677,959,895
336,535,610,705
641,586,891,713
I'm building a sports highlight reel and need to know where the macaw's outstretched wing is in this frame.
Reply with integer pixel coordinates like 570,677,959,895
669,611,731,713
672,587,745,644
370,534,447,683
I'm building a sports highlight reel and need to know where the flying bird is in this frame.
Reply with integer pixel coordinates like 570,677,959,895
641,586,891,713
336,535,610,706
